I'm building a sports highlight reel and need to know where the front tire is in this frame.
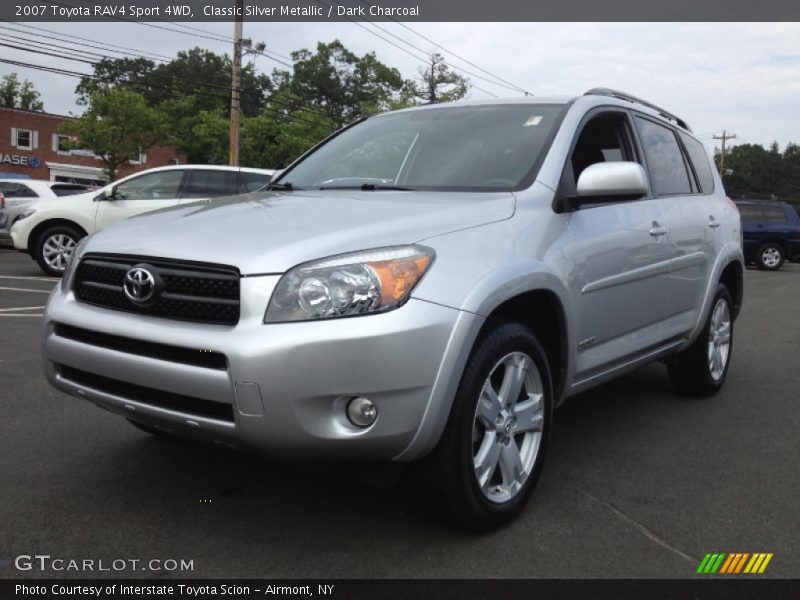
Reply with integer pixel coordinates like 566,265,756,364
667,284,734,396
35,225,83,277
424,322,553,531
756,242,784,270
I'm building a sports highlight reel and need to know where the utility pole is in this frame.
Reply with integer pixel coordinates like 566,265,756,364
713,130,737,174
228,0,243,166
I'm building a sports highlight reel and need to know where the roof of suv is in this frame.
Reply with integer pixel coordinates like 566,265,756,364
383,88,692,134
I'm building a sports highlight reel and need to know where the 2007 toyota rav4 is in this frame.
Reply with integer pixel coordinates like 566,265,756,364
43,89,744,530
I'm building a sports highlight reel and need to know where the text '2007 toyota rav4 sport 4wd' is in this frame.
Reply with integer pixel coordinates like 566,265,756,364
43,89,744,530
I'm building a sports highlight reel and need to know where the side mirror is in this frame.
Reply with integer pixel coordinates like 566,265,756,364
576,162,648,201
94,186,114,201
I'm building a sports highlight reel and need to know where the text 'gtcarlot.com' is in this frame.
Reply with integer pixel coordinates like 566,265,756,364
13,554,194,572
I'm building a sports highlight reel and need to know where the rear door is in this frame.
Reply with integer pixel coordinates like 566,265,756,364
95,169,187,231
633,116,713,333
738,203,766,257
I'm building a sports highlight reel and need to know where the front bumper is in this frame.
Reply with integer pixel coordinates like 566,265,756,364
42,277,481,461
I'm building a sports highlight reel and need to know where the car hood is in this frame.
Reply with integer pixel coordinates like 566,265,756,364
85,189,515,274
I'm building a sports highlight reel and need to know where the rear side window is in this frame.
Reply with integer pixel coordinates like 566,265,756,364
635,117,692,196
763,206,789,223
679,132,715,194
238,172,272,193
183,170,241,199
0,182,37,198
737,204,763,221
51,184,88,197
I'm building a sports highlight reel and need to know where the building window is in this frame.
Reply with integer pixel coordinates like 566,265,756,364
14,128,33,150
55,134,73,154
129,150,147,165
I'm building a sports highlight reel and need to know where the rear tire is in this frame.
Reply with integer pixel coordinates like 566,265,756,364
667,284,733,396
423,322,553,531
34,225,83,277
755,242,784,271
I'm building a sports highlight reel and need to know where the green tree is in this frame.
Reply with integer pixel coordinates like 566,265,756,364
271,40,408,123
75,49,271,163
0,73,44,111
413,53,468,104
59,88,171,181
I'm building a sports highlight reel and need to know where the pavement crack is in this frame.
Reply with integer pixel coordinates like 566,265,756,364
576,486,697,563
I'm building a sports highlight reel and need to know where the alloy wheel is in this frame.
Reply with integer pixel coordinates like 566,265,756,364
707,298,731,381
42,234,76,273
472,351,545,503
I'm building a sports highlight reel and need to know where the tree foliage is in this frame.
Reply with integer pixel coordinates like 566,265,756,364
70,41,475,169
59,88,171,181
720,142,800,204
413,53,469,104
0,73,44,111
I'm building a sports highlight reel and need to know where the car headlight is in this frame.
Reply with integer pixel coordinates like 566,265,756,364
265,245,435,323
60,236,90,292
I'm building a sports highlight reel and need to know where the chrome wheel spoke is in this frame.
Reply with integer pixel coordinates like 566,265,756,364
513,394,543,433
473,433,501,491
499,354,528,407
499,441,525,487
476,381,502,429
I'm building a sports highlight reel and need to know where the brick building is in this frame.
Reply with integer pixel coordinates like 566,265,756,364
0,106,185,185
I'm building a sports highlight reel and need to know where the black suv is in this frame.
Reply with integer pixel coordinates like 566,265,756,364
735,199,800,270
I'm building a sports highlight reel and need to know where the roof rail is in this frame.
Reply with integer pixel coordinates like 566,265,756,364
583,88,692,132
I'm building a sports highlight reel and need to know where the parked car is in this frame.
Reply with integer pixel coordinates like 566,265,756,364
42,89,744,530
734,199,800,270
11,165,276,276
0,179,90,242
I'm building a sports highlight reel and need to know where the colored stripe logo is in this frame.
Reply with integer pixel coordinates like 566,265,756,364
697,552,773,574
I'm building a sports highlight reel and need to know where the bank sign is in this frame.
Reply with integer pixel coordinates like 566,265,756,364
1,154,41,168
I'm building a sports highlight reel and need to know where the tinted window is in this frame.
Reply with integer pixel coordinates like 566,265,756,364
679,132,715,194
737,204,763,221
238,172,272,193
51,184,89,197
635,117,692,196
0,182,37,198
113,170,185,201
183,170,241,199
763,206,789,223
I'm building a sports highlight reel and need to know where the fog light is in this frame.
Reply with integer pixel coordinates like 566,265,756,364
346,396,378,428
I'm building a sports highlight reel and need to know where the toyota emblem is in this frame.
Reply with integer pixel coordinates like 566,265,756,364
123,265,157,304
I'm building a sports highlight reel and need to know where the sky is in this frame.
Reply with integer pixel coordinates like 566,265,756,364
1,21,799,153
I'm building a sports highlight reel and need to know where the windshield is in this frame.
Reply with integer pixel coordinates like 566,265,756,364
278,104,565,191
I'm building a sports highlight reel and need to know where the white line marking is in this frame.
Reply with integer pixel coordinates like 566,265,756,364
0,286,52,294
0,306,45,312
0,314,43,317
0,275,56,282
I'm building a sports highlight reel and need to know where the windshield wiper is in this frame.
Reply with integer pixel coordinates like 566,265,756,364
267,181,297,191
317,183,415,191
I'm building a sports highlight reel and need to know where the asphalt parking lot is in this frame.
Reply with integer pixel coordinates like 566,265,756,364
1,246,798,579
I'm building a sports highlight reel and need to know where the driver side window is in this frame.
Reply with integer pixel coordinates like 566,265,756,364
570,113,636,185
113,170,185,201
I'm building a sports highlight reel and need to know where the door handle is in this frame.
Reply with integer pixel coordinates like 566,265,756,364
649,226,668,237
709,215,721,229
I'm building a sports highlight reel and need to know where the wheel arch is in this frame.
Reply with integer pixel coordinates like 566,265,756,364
479,289,569,404
29,219,88,256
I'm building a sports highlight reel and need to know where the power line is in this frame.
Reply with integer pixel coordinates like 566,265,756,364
356,0,532,95
351,0,529,95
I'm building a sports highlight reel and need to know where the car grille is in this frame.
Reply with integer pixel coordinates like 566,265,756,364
55,323,228,370
74,254,240,325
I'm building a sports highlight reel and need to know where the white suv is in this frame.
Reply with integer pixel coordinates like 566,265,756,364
11,165,275,276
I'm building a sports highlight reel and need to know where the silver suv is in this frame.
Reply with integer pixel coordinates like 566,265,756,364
42,89,744,530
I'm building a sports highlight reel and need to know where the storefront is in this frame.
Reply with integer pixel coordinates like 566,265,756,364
1,106,184,184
